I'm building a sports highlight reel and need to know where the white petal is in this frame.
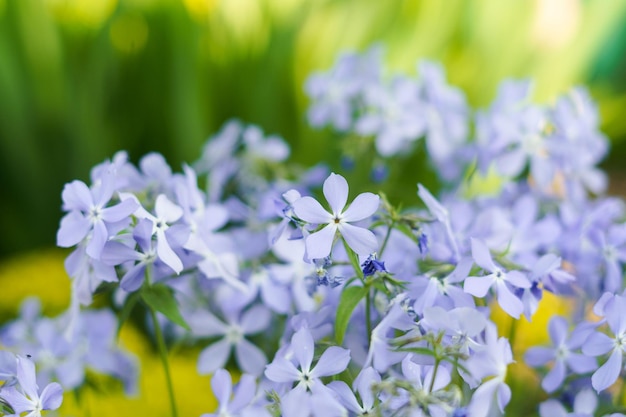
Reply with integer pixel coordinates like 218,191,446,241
323,173,349,215
235,339,267,376
293,196,333,224
197,339,231,375
305,224,337,260
155,194,183,223
342,193,380,222
339,223,378,256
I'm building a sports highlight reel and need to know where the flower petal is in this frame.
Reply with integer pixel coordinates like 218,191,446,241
40,382,64,410
542,359,565,393
86,219,108,259
305,224,337,260
341,193,380,222
538,400,568,417
240,305,271,334
155,194,183,223
197,339,231,375
57,212,91,247
591,348,622,392
328,381,362,413
235,338,267,376
323,173,349,215
464,275,495,298
548,316,569,346
311,346,350,378
0,386,34,413
293,196,332,224
470,238,496,272
211,369,232,406
120,263,147,292
524,347,554,367
156,229,183,274
61,180,92,212
583,332,615,357
505,270,530,289
101,198,139,223
339,223,378,256
16,356,38,401
292,329,315,372
496,281,524,319
264,356,300,383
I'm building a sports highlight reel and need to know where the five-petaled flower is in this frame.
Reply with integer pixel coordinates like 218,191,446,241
292,173,380,260
0,356,63,417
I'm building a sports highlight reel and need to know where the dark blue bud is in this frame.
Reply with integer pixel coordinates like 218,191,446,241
361,255,387,277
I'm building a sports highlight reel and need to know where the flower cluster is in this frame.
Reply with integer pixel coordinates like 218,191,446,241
2,46,626,417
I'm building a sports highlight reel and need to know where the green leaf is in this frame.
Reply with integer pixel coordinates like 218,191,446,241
335,285,367,345
141,284,191,330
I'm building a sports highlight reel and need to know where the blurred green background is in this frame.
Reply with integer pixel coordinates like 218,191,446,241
2,0,626,259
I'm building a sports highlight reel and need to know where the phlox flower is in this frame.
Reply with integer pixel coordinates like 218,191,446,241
582,294,626,392
280,385,346,417
293,173,379,260
0,356,63,417
264,328,350,394
193,305,271,376
202,369,269,417
538,389,625,417
57,170,138,259
329,367,381,415
524,316,596,393
465,324,513,417
464,238,530,319
120,193,185,274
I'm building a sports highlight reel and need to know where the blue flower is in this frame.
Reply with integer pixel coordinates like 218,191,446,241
361,254,386,277
0,356,63,417
293,173,380,260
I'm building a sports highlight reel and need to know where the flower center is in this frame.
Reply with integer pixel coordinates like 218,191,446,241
226,325,243,344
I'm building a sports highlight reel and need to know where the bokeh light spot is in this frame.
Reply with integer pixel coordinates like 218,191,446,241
45,0,118,30
110,13,149,55
183,0,218,21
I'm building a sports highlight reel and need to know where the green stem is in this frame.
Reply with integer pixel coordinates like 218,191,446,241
365,286,372,338
149,307,178,417
429,358,440,394
616,378,626,406
378,220,395,257
508,316,518,355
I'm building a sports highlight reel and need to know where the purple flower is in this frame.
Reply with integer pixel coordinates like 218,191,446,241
292,173,379,259
0,356,63,417
305,46,382,132
57,171,138,259
361,254,387,277
582,294,626,392
464,238,530,319
193,305,271,376
202,369,269,417
121,193,184,274
417,184,459,261
280,386,346,417
356,75,425,157
265,328,350,393
421,306,487,355
538,389,598,417
328,367,380,415
465,324,514,417
524,316,597,393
